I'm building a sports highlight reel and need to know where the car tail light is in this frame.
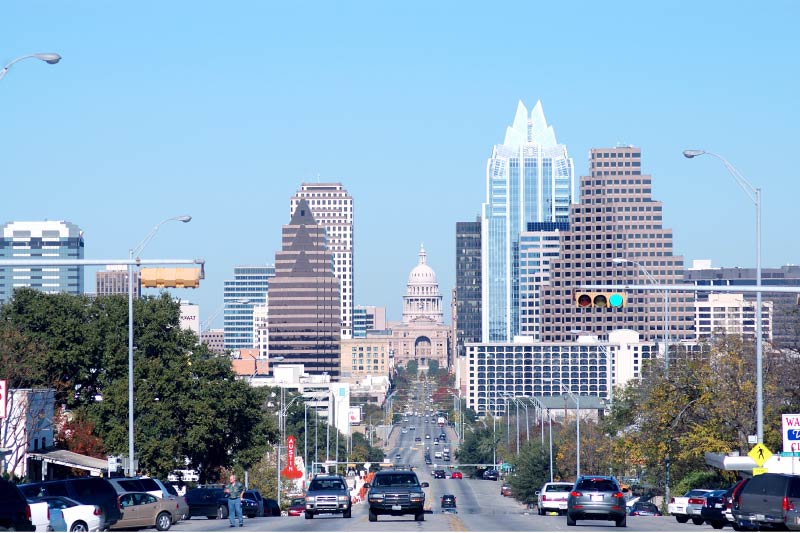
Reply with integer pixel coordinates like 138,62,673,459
570,491,582,497
688,497,705,505
783,497,795,512
47,508,50,520
541,495,547,501
632,511,639,516
26,505,31,520
94,506,102,516
670,497,675,504
612,492,624,499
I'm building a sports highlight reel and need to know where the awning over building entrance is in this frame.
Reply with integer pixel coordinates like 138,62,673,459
28,449,107,477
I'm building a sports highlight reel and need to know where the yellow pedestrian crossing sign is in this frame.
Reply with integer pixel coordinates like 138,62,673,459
748,443,772,467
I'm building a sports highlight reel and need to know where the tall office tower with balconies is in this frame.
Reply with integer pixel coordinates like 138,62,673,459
291,183,354,338
268,199,341,376
455,218,482,357
481,101,575,342
223,265,275,350
0,221,84,304
539,146,694,343
96,265,141,298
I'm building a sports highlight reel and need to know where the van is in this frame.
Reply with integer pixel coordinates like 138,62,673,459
19,477,122,529
733,473,800,530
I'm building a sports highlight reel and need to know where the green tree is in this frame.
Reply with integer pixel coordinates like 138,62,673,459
508,443,549,506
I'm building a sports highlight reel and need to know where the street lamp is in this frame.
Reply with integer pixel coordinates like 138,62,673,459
683,149,763,443
127,215,191,476
545,378,580,478
0,53,61,82
613,257,670,376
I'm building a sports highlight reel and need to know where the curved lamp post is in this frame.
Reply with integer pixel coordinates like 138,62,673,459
127,215,191,476
0,53,61,82
683,149,763,444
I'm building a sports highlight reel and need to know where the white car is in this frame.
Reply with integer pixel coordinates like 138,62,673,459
536,482,574,515
668,489,713,524
35,495,103,532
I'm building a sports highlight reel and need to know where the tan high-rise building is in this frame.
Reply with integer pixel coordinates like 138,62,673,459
540,147,694,343
268,199,342,376
96,266,140,298
291,183,354,338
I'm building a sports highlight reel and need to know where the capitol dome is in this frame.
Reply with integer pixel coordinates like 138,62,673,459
402,244,443,324
408,247,437,285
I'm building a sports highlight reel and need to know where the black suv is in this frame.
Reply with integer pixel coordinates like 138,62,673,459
19,477,122,529
0,479,35,532
304,475,352,519
184,486,259,519
432,470,446,479
366,469,429,522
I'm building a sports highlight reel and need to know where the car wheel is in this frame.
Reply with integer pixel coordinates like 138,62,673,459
567,513,576,526
218,505,228,520
676,515,689,523
615,516,627,528
710,521,725,529
368,508,377,522
156,512,172,531
732,523,744,531
415,512,424,521
691,518,704,526
70,522,89,532
305,511,313,519
343,508,352,518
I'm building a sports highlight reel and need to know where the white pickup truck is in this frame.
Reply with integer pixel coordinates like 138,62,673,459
668,489,713,524
536,482,574,516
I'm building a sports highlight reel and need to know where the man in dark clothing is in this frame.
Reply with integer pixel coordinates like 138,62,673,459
224,474,245,527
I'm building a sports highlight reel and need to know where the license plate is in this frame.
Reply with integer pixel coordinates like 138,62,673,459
715,503,723,508
392,505,402,511
756,514,765,521
591,495,603,502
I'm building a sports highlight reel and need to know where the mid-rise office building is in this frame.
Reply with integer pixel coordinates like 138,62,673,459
685,261,800,347
518,222,568,339
223,266,275,350
481,101,575,342
201,328,225,354
353,305,386,337
96,265,140,298
539,147,694,344
340,336,391,380
268,199,341,376
455,219,482,357
0,221,84,304
291,183,354,338
695,293,773,340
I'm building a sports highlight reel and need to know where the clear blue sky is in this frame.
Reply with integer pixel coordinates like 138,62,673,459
3,1,798,327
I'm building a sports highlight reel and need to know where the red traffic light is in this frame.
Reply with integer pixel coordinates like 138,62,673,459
577,294,592,307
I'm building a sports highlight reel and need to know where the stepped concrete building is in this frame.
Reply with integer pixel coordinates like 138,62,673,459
268,199,341,376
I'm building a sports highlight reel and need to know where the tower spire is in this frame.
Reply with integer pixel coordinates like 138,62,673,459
419,243,426,265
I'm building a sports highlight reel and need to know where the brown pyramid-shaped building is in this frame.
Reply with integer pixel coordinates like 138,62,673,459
268,199,342,376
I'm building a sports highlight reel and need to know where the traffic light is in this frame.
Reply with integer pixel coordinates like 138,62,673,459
140,268,201,289
574,291,626,309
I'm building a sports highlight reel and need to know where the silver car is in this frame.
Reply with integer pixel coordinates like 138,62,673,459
566,476,627,527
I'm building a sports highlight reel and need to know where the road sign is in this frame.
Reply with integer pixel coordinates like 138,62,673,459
752,467,768,476
748,443,772,467
782,414,800,453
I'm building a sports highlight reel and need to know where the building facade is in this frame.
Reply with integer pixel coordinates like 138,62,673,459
455,219,482,357
291,183,354,338
340,336,391,380
518,222,568,339
685,261,800,347
539,146,694,344
389,245,451,370
695,293,773,341
201,328,225,354
268,199,342,376
353,305,387,338
0,221,84,304
96,265,140,298
223,265,275,350
481,101,575,342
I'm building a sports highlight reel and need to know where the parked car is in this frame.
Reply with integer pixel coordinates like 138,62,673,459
451,471,463,480
242,490,265,518
111,492,176,531
185,487,256,519
26,500,50,532
287,498,305,517
629,501,662,516
699,488,732,529
263,498,281,517
19,478,122,530
501,483,513,497
0,479,35,532
483,469,499,481
32,495,103,532
566,475,627,527
733,473,800,531
304,475,352,519
537,482,574,515
107,477,187,522
668,488,713,524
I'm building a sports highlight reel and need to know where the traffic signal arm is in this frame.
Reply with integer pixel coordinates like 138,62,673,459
140,267,201,288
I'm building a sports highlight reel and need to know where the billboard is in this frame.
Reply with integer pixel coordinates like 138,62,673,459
782,413,800,453
348,406,362,425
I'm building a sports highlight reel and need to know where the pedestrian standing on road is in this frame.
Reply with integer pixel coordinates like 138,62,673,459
224,474,245,527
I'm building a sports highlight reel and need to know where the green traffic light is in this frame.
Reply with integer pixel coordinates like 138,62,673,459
609,293,624,308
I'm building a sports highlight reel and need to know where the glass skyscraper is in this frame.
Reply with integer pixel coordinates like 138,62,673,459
223,265,275,350
481,101,575,342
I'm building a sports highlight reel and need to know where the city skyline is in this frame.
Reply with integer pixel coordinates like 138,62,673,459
3,1,798,327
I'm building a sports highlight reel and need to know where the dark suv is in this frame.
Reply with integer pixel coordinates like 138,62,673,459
304,475,352,519
733,473,800,530
566,475,627,527
19,477,122,529
184,487,259,519
0,479,35,532
366,469,429,522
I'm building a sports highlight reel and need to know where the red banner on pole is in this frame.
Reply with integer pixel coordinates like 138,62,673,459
281,435,303,479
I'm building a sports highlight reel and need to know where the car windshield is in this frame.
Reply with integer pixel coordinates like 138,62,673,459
373,474,419,487
576,478,618,492
308,479,345,491
546,484,573,492
290,498,305,506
